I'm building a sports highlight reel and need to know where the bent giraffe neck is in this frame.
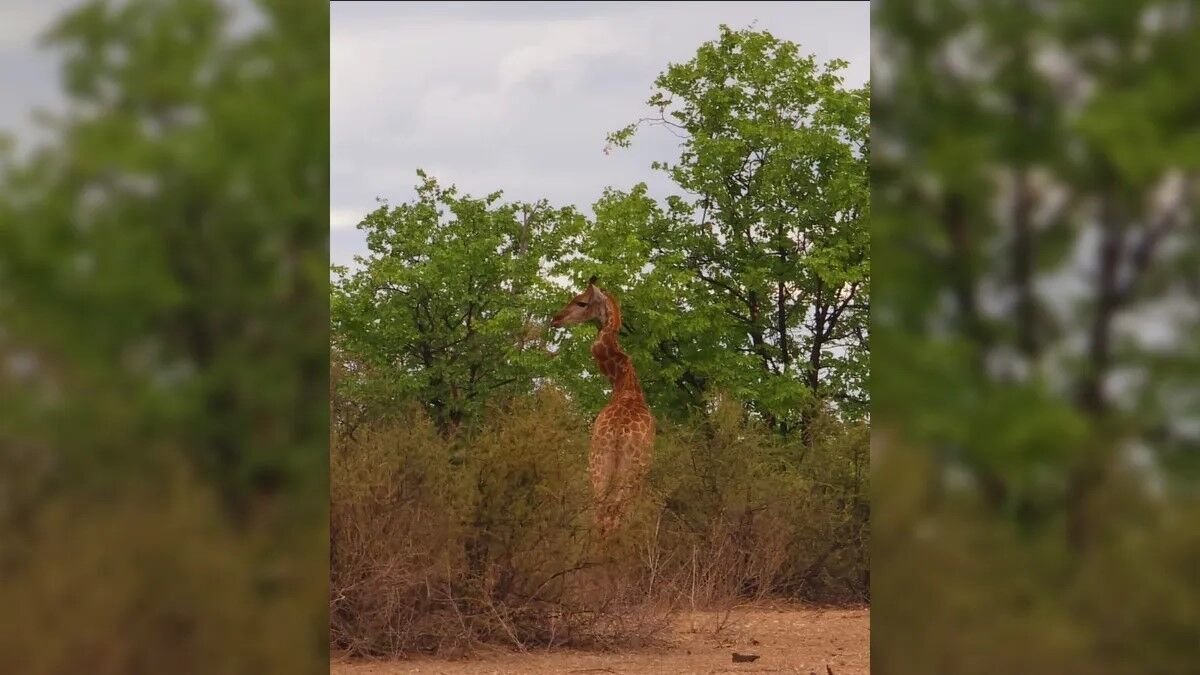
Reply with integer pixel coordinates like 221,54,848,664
592,291,643,399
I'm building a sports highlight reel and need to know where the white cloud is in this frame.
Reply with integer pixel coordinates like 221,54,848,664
331,2,870,268
413,83,511,131
330,208,366,230
496,19,625,90
0,3,69,50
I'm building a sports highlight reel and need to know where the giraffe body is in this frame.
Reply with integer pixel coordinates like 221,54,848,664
590,387,654,534
551,277,655,536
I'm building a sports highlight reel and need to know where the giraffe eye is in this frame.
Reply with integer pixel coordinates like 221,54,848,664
576,301,588,307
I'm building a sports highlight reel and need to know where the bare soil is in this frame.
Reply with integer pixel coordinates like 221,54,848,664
331,605,869,675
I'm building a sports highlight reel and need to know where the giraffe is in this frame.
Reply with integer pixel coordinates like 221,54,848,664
550,276,655,537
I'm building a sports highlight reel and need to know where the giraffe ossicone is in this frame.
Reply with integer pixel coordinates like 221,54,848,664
550,276,655,537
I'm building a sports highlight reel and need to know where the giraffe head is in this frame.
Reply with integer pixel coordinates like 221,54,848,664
550,275,608,329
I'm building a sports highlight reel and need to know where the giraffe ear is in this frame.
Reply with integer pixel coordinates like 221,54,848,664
587,274,598,286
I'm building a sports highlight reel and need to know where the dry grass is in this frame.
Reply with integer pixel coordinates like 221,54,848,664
0,465,326,675
330,388,868,657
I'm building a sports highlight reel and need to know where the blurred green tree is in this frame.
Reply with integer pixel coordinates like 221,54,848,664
875,0,1200,545
0,0,328,517
874,0,1200,672
0,0,328,670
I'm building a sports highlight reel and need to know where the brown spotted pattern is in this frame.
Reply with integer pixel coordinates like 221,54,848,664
551,278,655,536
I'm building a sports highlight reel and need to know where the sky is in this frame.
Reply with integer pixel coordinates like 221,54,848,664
0,2,76,151
331,1,870,268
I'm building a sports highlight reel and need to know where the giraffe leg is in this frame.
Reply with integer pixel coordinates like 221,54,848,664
589,447,617,500
589,444,619,535
595,435,649,537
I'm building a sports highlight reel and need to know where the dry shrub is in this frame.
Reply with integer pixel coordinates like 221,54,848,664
329,388,868,656
329,401,465,654
648,394,869,606
875,435,1200,675
330,388,672,656
0,465,326,675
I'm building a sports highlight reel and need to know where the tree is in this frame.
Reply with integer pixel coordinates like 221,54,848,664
873,0,1200,671
535,185,725,419
874,0,1200,544
608,25,870,433
0,0,328,517
332,27,870,441
332,172,584,434
0,0,329,671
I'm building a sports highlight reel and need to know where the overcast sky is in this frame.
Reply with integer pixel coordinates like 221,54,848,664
0,2,76,151
332,1,869,268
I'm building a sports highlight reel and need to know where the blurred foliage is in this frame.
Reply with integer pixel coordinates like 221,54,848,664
0,0,328,672
874,0,1200,672
333,26,869,440
330,384,868,656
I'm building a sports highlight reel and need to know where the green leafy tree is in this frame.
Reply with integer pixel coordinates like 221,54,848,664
608,25,870,433
333,27,869,442
539,185,733,419
332,172,585,434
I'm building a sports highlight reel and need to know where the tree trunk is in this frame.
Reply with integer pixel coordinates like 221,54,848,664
1012,169,1038,359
